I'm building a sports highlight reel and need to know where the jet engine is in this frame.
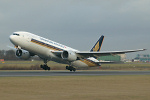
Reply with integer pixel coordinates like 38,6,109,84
61,51,77,61
16,49,31,60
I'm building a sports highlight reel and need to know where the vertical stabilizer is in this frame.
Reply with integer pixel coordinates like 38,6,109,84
90,35,104,52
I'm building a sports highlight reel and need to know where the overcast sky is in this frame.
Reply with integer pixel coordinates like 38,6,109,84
0,0,150,59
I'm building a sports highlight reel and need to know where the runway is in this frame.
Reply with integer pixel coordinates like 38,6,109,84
0,70,150,77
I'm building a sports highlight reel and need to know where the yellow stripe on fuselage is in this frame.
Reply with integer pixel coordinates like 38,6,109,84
31,39,63,51
80,59,99,67
93,41,99,52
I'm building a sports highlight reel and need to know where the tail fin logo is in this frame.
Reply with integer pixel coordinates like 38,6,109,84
90,35,104,52
93,41,100,51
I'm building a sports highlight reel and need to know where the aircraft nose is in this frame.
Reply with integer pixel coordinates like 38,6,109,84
9,35,13,41
9,35,15,43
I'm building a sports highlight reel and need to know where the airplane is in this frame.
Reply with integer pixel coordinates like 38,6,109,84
9,31,146,72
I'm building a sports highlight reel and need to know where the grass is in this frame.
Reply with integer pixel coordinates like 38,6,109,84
101,62,150,70
0,75,150,100
0,61,66,70
0,61,150,70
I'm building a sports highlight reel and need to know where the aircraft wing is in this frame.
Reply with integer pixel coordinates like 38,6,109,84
77,49,146,58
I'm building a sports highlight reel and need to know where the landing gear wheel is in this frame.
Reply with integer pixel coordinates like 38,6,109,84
40,65,43,69
66,66,69,70
40,64,51,71
66,66,76,72
73,68,76,72
48,67,50,71
44,65,47,70
40,59,51,71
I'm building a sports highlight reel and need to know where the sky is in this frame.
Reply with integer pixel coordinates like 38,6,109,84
0,0,150,59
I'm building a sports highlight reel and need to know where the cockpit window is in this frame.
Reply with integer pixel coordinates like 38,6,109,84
13,33,20,36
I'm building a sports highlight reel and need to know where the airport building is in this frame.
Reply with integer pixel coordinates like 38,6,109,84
98,54,126,62
134,54,150,62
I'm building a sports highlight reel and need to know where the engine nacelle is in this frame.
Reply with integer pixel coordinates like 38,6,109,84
61,51,77,61
16,49,31,60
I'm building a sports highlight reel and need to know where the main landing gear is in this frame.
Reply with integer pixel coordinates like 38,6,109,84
40,59,50,71
66,66,76,72
40,64,50,71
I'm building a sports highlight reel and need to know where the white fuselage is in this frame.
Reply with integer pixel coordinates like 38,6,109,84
9,31,100,67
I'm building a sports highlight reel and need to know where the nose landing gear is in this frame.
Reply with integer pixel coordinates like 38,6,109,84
40,59,50,71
